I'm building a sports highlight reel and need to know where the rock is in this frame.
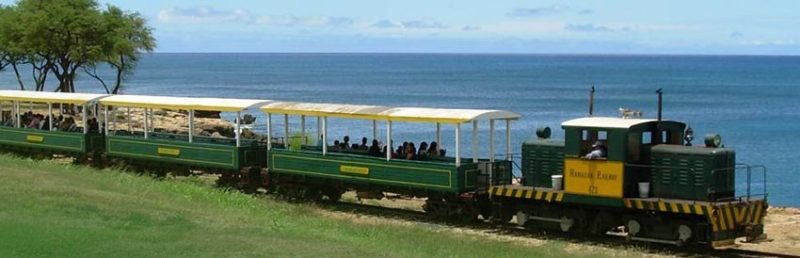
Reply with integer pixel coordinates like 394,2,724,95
195,110,221,118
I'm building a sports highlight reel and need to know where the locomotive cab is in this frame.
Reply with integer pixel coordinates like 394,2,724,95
560,117,686,200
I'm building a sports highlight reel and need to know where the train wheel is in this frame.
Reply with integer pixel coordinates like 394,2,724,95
321,187,343,202
625,219,642,240
674,224,693,247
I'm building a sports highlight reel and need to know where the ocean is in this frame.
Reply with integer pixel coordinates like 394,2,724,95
1,53,798,206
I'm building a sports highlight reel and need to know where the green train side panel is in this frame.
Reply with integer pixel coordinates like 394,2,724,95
106,136,265,170
521,139,564,188
0,126,89,153
269,149,479,193
650,145,735,202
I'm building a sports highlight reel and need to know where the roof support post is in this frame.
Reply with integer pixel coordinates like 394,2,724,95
266,113,272,150
82,105,88,134
235,111,241,147
143,108,149,139
372,120,377,141
300,115,306,145
283,114,289,149
455,123,461,167
505,119,512,161
112,107,117,131
47,103,53,131
489,120,495,163
316,116,321,145
127,107,131,132
15,101,20,128
472,120,478,163
103,105,109,135
322,117,328,156
386,120,392,161
489,119,495,186
188,110,194,143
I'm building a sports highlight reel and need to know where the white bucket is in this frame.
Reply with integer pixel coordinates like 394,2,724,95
552,175,564,190
638,182,650,198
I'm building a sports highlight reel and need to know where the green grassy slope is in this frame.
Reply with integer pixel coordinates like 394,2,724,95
0,154,619,258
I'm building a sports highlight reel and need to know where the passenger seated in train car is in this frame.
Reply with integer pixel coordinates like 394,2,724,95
41,116,50,130
417,142,429,160
359,137,369,150
54,115,64,128
27,114,42,129
395,145,403,158
584,141,607,159
88,118,100,133
342,136,351,149
59,117,76,132
351,143,360,150
332,140,341,151
405,142,417,160
368,139,382,157
427,141,440,157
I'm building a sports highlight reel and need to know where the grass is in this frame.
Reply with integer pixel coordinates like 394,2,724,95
0,154,643,258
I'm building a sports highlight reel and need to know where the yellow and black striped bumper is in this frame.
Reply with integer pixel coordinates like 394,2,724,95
624,198,768,246
488,185,565,203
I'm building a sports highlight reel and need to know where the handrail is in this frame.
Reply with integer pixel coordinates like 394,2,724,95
623,162,768,201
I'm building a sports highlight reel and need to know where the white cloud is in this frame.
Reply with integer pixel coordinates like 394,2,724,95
158,6,354,28
157,7,253,24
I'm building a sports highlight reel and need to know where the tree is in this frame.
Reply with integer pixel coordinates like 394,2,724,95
84,5,155,94
0,0,155,92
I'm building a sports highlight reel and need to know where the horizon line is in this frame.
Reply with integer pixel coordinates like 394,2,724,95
146,51,800,57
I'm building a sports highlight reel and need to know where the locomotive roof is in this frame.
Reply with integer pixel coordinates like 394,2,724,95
562,117,668,129
260,101,520,123
0,90,108,105
99,94,270,112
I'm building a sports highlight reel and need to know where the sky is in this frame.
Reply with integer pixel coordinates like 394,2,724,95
3,0,800,55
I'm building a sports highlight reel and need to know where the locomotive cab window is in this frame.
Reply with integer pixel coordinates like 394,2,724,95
580,130,608,159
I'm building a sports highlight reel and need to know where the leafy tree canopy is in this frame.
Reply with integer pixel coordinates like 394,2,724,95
0,0,155,93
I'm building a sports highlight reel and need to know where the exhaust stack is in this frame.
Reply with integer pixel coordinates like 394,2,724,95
656,88,663,122
588,85,595,117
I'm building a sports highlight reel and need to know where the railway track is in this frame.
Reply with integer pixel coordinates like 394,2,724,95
305,197,797,258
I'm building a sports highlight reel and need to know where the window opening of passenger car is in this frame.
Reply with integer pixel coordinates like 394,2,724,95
661,130,669,144
472,120,478,163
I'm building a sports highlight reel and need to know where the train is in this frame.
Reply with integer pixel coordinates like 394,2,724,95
0,89,768,248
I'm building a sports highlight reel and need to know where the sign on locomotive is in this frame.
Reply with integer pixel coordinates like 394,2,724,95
0,89,768,248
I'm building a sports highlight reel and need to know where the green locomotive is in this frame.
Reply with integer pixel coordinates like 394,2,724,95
492,116,766,248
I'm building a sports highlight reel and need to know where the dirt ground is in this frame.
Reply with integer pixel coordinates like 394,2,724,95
738,206,800,254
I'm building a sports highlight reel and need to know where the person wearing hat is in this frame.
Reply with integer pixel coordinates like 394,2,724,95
585,141,607,159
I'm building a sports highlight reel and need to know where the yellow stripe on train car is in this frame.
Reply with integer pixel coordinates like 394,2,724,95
525,190,534,199
340,165,369,176
157,147,181,157
26,135,44,143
